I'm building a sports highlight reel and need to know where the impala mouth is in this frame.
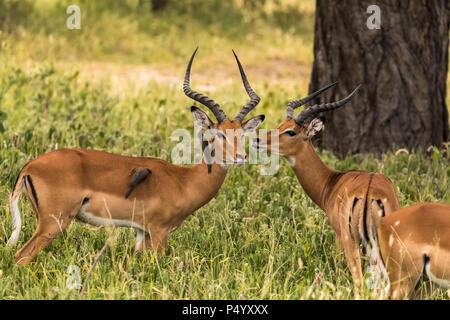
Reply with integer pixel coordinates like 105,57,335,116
253,143,267,152
252,137,267,152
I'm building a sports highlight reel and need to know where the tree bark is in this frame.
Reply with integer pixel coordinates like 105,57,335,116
151,0,168,12
310,0,449,156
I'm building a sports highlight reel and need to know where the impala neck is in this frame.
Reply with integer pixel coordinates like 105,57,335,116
179,159,228,214
287,141,338,211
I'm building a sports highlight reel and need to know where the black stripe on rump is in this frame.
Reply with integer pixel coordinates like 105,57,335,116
362,173,375,242
24,175,39,207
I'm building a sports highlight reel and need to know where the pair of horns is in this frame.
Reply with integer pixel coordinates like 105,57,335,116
184,48,360,124
287,82,361,125
183,47,260,123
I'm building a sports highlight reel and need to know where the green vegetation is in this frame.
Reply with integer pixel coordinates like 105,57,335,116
0,0,449,299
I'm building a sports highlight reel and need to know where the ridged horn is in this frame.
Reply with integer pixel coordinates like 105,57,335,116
183,47,227,123
286,82,338,119
294,84,361,125
232,50,261,122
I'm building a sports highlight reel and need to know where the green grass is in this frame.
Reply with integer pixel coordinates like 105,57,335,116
0,0,449,300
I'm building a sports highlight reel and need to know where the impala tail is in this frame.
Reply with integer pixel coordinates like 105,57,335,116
7,163,37,246
8,171,25,246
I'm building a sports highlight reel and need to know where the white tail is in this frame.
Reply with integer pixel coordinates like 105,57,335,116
8,191,22,246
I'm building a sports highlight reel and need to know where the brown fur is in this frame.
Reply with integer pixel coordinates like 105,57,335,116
10,118,255,265
256,118,400,288
377,203,450,299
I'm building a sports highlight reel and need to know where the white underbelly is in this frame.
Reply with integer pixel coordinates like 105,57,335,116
76,208,145,231
425,261,450,289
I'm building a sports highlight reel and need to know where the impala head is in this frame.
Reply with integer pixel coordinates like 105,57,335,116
254,82,360,157
184,48,265,168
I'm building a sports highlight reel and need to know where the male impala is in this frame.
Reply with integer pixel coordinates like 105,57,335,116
376,202,450,299
7,48,265,265
254,83,400,288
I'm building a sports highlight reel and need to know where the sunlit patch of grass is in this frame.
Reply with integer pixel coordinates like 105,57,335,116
0,0,448,300
0,63,448,300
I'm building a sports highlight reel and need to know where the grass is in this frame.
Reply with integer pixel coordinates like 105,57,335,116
0,0,449,300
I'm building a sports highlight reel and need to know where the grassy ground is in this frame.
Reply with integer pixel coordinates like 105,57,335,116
0,0,449,299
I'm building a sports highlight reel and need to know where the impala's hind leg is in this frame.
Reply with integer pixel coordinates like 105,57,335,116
338,208,363,289
14,217,73,265
14,196,81,265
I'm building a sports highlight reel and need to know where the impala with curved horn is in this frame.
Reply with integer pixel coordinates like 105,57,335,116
7,48,265,265
254,83,400,290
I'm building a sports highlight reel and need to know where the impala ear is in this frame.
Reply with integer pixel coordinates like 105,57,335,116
242,115,265,133
304,118,324,140
191,106,214,129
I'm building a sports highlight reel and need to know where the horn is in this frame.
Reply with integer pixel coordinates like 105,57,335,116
286,82,338,118
294,84,361,125
183,47,227,123
232,50,261,122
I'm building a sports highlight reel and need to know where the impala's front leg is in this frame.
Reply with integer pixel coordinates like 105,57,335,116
134,229,146,253
148,224,169,254
135,225,169,254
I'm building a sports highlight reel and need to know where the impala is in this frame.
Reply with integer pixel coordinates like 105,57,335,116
254,83,401,288
7,48,265,265
376,202,450,299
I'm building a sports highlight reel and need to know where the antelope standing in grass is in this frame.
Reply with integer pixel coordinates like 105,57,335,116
7,48,265,265
376,202,450,299
254,83,401,289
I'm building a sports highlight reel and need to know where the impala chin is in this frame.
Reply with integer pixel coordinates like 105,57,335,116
220,160,246,168
284,156,295,167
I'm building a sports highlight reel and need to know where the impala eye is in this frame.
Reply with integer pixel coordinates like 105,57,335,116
284,130,296,137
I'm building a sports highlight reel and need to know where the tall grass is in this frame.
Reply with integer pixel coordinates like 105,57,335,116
0,62,448,300
0,0,448,299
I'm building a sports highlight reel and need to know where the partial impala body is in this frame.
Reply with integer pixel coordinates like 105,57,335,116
8,49,265,265
254,83,400,288
377,202,450,299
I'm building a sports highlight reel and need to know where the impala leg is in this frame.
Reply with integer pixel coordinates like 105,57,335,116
386,259,421,300
343,237,364,289
148,224,169,254
134,229,145,252
135,225,168,254
14,215,74,266
338,214,363,291
134,229,153,253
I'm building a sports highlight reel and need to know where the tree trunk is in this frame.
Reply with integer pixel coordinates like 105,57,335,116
151,0,168,12
310,0,449,156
